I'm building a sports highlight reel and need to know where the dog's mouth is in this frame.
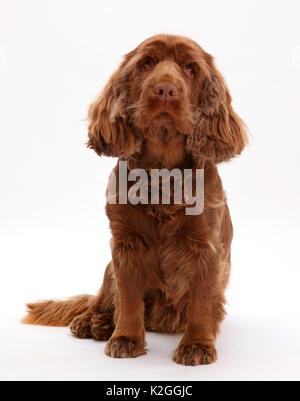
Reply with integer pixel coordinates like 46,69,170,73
141,97,181,121
132,91,195,135
150,104,195,135
150,95,180,115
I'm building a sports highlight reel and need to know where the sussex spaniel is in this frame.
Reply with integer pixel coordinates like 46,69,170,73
23,34,248,366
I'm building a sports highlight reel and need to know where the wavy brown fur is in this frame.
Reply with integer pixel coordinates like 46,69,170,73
23,34,248,366
22,295,93,327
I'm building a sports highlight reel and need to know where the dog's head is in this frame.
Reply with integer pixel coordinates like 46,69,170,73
88,34,248,164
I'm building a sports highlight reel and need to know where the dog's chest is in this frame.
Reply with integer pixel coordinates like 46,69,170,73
149,214,196,297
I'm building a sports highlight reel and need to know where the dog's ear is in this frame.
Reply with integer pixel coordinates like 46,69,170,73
187,53,248,164
87,64,141,158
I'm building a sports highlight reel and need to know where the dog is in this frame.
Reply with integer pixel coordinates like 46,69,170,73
23,34,248,366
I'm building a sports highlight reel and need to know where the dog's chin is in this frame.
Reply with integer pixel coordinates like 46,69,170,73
151,108,195,135
151,111,176,126
134,103,194,134
146,112,177,135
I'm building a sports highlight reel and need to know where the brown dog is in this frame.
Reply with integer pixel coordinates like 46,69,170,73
23,34,248,366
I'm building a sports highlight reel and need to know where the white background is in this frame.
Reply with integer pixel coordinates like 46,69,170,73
1,0,300,380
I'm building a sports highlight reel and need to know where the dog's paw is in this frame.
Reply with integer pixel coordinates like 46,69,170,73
105,336,146,359
90,312,114,341
70,312,92,339
174,342,217,366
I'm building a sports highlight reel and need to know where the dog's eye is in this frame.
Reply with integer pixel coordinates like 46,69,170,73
142,57,154,71
183,64,194,78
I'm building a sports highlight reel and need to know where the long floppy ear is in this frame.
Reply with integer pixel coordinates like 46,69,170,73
87,65,141,158
187,53,248,164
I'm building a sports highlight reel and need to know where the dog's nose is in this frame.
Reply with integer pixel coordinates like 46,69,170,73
154,82,178,102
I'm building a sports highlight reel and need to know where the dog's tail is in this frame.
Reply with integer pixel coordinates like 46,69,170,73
22,295,94,327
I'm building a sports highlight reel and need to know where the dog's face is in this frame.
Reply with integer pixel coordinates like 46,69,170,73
126,36,205,135
88,35,248,164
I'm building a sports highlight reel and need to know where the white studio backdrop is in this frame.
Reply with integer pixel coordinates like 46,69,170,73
0,0,300,380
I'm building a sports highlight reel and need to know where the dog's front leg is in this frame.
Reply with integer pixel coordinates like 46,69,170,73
105,236,147,359
174,251,226,366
